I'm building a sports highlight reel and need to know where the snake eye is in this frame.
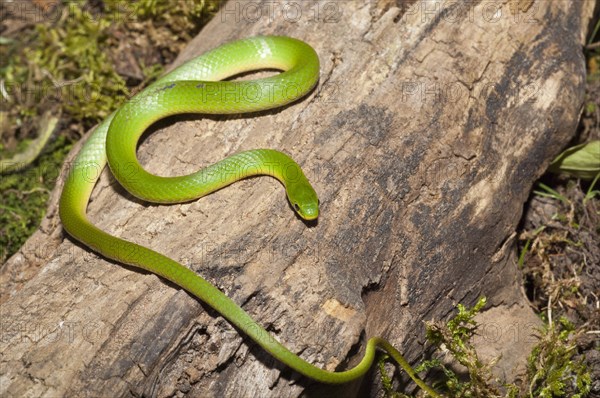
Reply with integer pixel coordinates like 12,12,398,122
293,203,301,212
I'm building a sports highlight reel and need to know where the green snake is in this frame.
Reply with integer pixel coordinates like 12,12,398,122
59,36,439,395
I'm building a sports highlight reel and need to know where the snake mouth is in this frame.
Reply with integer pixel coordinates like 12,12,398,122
292,202,319,220
302,213,318,221
300,205,319,221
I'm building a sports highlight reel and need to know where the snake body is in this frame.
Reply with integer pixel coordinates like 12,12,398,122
59,36,438,394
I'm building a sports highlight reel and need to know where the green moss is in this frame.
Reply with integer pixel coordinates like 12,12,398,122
1,135,73,262
377,297,591,397
421,297,507,397
25,4,130,125
527,318,591,398
1,0,218,262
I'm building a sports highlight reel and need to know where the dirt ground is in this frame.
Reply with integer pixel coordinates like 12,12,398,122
517,53,600,395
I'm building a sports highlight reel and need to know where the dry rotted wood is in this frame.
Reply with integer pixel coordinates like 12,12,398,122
1,1,596,397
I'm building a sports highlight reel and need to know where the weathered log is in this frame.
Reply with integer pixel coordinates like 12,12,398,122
1,1,596,396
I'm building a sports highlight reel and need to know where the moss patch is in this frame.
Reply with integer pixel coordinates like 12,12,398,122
1,0,219,262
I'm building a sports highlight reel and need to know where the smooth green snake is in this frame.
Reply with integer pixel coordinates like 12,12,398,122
59,36,438,395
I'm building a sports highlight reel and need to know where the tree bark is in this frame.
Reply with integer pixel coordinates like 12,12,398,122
1,1,596,397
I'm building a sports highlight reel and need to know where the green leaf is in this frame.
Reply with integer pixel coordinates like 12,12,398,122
549,141,600,180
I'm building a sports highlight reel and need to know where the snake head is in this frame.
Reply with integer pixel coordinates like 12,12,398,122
287,180,319,221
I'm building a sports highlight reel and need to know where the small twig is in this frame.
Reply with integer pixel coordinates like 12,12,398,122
585,42,600,50
0,79,9,101
0,110,60,174
41,68,84,88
